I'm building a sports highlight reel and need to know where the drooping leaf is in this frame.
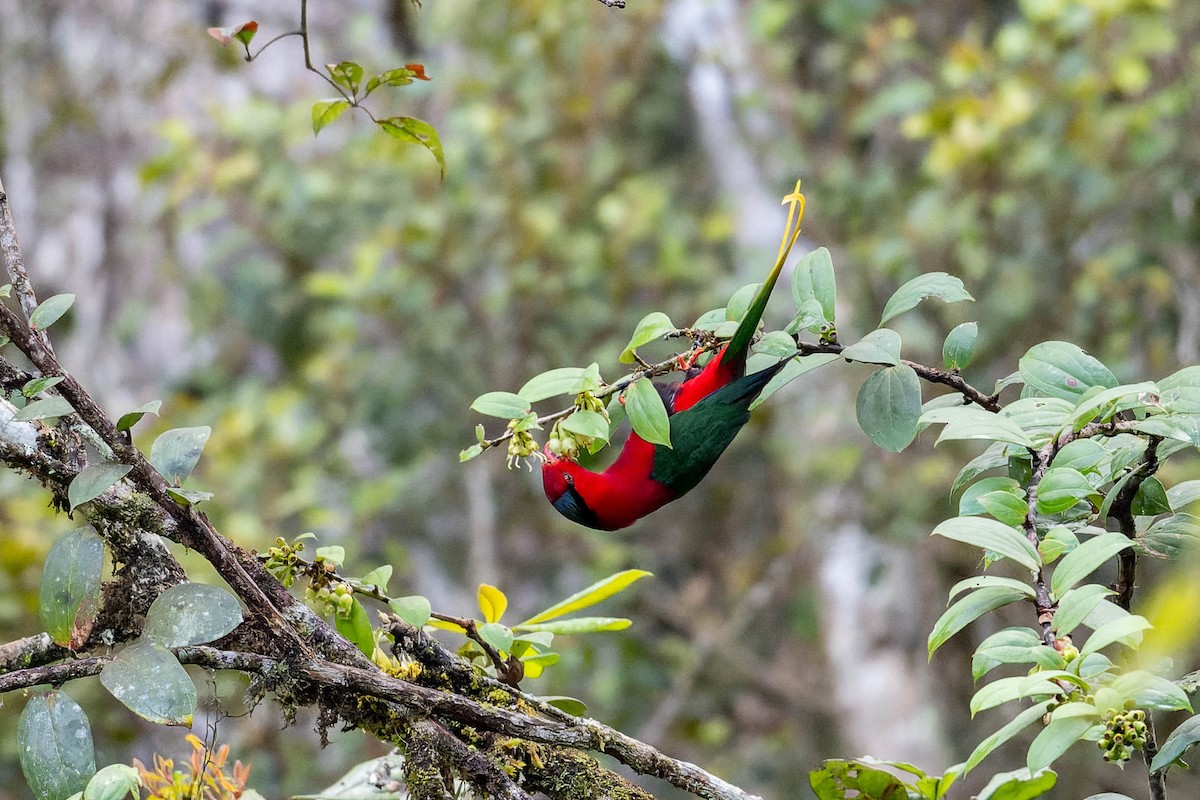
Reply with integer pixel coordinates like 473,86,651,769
39,528,104,648
949,576,1036,602
311,100,351,135
964,701,1054,774
315,545,345,566
970,674,1065,717
855,364,922,452
478,584,508,624
100,642,196,725
14,396,76,421
143,582,243,648
928,586,1029,656
1053,584,1114,637
519,569,651,626
115,400,162,433
921,406,1035,449
880,272,973,325
841,328,901,366
1026,714,1095,774
470,392,532,419
68,463,133,512
943,322,979,371
560,411,610,443
82,764,141,800
1049,533,1132,599
1018,341,1118,401
518,368,589,402
624,378,671,448
932,517,1041,572
952,443,1011,499
149,426,211,484
1150,713,1200,773
376,116,445,176
791,247,836,324
1109,670,1192,712
18,691,95,800
335,598,375,657
30,294,76,331
1080,615,1152,658
389,595,432,627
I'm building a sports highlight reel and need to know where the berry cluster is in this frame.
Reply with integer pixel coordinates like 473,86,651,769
1097,707,1148,764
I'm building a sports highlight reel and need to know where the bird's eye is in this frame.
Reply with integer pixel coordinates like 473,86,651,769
563,472,574,485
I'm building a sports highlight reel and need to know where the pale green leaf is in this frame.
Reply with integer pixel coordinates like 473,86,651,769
14,396,75,421
1019,341,1117,401
30,294,76,331
83,765,140,800
929,586,1028,656
335,599,374,657
519,569,651,626
1037,468,1095,515
841,328,901,366
512,616,631,634
932,517,1041,572
143,582,243,648
1150,713,1200,773
880,272,973,325
18,692,94,800
99,642,195,725
389,595,432,627
149,426,211,484
964,701,1054,774
855,364,921,452
1080,615,1152,658
791,247,836,323
39,528,104,649
68,463,132,511
1053,584,1114,637
470,392,531,419
624,378,671,448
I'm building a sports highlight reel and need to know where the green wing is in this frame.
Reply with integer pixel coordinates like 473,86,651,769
650,360,788,495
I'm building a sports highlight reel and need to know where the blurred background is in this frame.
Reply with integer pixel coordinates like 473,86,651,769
1,0,1198,797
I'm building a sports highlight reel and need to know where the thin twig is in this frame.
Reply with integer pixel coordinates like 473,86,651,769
0,177,53,355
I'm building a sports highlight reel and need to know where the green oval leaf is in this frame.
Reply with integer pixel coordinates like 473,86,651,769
336,598,375,657
478,621,514,653
518,368,588,402
149,426,211,484
1036,468,1094,515
1026,714,1094,774
100,641,196,725
619,312,676,364
841,328,901,366
1139,513,1200,559
377,116,445,176
83,765,141,800
143,582,243,647
1053,584,1114,637
389,595,432,627
921,406,1035,449
1050,533,1132,599
856,364,921,452
14,396,76,421
30,293,77,331
518,569,651,626
1080,614,1152,658
23,375,64,397
932,517,1041,572
560,410,610,443
326,61,363,95
942,322,978,371
1019,341,1118,401
977,489,1029,528
68,463,133,512
18,691,95,800
960,477,1021,516
791,247,836,323
311,99,351,135
880,273,973,325
624,378,671,448
39,528,104,648
470,392,532,419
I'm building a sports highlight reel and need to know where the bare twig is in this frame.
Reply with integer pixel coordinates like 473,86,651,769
0,177,53,355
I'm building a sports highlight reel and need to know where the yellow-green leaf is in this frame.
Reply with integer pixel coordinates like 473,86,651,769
519,569,651,626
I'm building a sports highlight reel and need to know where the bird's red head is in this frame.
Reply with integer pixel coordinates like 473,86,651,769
541,452,603,529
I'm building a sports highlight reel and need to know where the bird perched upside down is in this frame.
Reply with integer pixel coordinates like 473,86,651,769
542,186,806,530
